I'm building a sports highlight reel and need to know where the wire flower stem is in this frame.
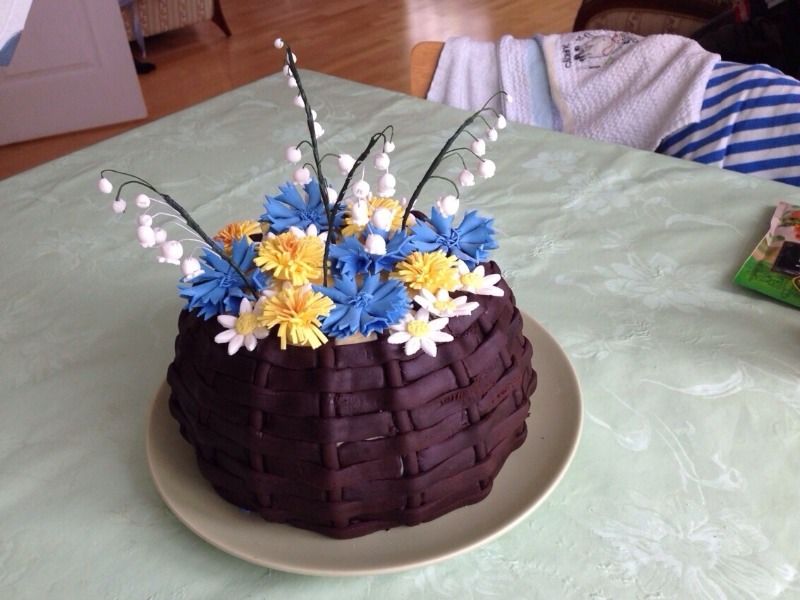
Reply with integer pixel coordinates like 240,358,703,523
110,174,258,297
400,93,505,229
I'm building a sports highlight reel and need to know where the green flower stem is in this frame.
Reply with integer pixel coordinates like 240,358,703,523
108,172,259,298
284,49,394,286
336,128,393,203
285,48,336,284
401,93,505,229
285,49,330,216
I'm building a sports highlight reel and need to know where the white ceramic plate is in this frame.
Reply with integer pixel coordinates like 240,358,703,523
146,312,582,576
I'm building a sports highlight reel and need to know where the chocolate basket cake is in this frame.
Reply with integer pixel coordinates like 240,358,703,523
100,40,536,539
167,262,535,538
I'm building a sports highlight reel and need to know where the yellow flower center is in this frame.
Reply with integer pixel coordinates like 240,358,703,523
433,298,457,313
278,235,300,253
461,272,484,288
407,320,431,337
235,312,259,335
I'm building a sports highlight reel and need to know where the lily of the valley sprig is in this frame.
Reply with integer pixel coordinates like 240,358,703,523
98,40,509,357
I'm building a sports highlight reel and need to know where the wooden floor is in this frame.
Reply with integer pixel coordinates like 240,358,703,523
0,0,581,181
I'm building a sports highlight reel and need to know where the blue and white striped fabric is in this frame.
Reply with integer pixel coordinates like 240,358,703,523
657,62,800,186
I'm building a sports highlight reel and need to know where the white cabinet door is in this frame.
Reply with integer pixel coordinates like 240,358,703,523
0,0,147,145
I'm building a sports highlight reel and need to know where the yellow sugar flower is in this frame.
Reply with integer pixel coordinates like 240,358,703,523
254,231,324,286
342,196,403,237
258,285,333,349
214,220,262,254
392,250,460,294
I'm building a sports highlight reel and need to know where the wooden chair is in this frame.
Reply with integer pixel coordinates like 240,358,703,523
409,41,444,98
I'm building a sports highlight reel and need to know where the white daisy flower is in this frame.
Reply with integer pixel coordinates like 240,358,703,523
456,261,504,296
414,288,479,318
214,297,270,355
287,223,328,243
387,308,453,357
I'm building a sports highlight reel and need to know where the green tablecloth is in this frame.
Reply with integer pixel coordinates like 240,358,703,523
2,70,799,598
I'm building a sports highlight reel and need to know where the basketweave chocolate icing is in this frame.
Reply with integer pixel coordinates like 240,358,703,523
167,262,536,538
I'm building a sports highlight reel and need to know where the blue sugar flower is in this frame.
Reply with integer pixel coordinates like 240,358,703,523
328,228,414,278
327,236,372,277
314,273,410,337
179,237,260,319
250,268,272,294
261,180,340,234
409,206,498,269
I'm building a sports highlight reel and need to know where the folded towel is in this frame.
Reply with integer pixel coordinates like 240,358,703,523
427,35,554,129
427,33,718,149
426,37,502,114
538,32,720,150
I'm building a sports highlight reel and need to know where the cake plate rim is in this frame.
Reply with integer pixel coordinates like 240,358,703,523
145,310,583,577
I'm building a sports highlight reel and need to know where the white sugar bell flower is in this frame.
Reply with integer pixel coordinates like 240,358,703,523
326,186,338,204
436,194,459,217
377,173,396,196
180,256,204,280
350,198,370,226
98,178,113,194
137,225,156,248
478,159,496,178
496,114,507,129
487,128,498,142
383,140,395,153
158,240,184,265
371,207,393,231
273,38,284,49
313,121,324,138
470,139,486,157
352,179,370,199
364,233,387,255
285,146,302,163
287,77,298,88
153,227,168,245
293,94,304,108
293,166,312,184
137,214,153,226
374,152,390,171
135,193,151,208
337,153,355,175
458,169,475,187
112,197,127,213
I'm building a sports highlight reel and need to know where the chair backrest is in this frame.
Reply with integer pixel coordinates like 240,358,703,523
409,41,444,98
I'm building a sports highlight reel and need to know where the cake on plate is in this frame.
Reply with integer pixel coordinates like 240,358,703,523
99,40,537,539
